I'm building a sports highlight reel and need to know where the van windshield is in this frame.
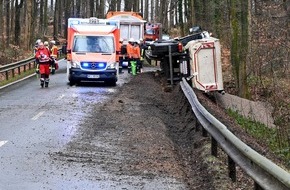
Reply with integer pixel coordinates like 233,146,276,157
73,35,115,53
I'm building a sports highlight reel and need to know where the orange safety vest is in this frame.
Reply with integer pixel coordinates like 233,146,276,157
51,45,58,58
126,43,134,58
132,45,140,59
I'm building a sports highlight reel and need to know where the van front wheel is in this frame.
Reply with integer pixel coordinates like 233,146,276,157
69,80,76,86
106,80,116,86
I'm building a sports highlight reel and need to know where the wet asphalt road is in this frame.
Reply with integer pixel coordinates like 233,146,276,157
0,61,188,190
0,60,130,189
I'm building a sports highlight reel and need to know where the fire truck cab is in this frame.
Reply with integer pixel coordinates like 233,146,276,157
144,23,162,42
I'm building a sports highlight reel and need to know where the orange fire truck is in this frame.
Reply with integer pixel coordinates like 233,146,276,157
66,17,120,86
106,11,146,68
144,23,162,41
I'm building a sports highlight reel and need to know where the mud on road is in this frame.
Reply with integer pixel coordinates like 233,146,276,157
50,71,253,189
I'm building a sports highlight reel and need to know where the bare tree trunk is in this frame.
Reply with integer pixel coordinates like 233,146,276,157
178,0,184,36
108,0,116,12
150,0,154,22
95,0,100,17
239,0,249,98
10,0,15,42
133,0,139,12
39,0,44,34
89,0,94,17
116,0,121,11
99,0,105,18
174,1,178,27
157,0,166,32
76,0,81,17
154,0,158,22
57,0,62,36
5,0,10,45
140,0,143,14
43,0,48,35
144,0,148,20
187,0,195,29
124,0,132,11
14,0,24,46
229,0,241,95
169,0,175,30
64,0,72,39
0,0,4,46
53,0,59,40
25,0,33,50
50,0,53,13
160,0,169,32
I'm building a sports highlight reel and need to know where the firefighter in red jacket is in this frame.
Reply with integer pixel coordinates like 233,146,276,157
35,42,52,88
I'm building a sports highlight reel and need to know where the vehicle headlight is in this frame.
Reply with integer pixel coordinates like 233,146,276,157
107,62,116,69
71,60,80,68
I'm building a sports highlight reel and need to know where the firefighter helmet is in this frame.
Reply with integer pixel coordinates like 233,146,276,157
35,39,41,45
44,41,49,46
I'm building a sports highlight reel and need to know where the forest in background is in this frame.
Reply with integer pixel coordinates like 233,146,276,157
0,0,289,166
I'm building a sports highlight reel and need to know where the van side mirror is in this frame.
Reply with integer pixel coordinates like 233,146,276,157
62,45,68,54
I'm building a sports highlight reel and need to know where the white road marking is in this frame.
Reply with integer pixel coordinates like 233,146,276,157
57,94,65,100
31,111,45,120
0,141,8,147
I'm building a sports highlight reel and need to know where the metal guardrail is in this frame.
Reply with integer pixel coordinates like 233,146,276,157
0,49,63,82
180,78,290,190
0,57,36,81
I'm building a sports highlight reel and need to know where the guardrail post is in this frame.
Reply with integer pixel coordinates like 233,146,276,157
24,64,26,72
18,67,21,75
168,46,173,86
12,69,15,78
228,156,236,182
254,182,263,190
5,71,9,80
211,137,218,157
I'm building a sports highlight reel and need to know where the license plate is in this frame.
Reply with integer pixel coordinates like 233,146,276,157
87,74,100,79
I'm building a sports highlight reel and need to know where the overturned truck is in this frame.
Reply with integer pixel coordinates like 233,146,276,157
146,32,224,94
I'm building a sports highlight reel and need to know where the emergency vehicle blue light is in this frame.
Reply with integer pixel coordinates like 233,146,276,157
82,62,89,67
98,63,105,68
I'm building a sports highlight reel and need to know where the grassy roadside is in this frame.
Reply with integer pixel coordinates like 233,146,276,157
0,53,65,88
0,69,36,87
227,108,290,169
